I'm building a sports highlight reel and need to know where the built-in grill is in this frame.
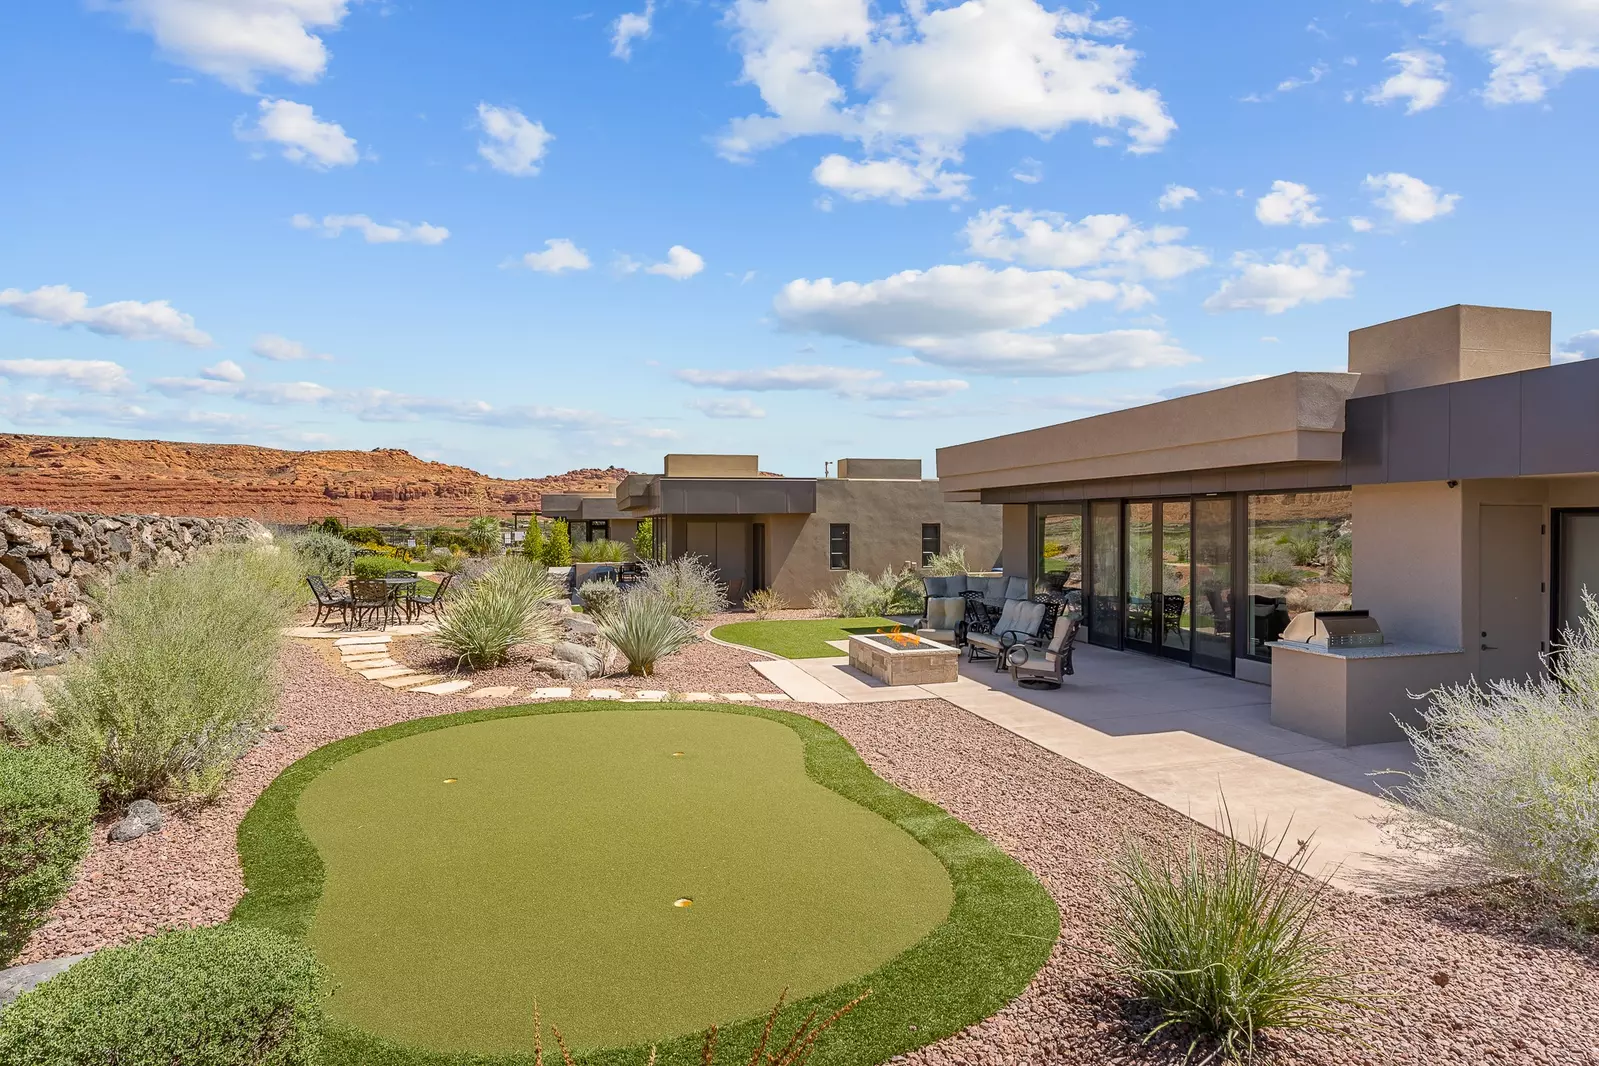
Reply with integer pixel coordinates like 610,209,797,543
1280,609,1384,649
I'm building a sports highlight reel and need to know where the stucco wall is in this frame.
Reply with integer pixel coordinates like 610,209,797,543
1351,482,1465,649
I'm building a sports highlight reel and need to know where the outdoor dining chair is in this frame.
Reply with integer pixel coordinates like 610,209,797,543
346,578,393,631
306,575,351,628
402,573,453,623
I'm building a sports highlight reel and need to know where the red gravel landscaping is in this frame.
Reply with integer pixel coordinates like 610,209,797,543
20,636,1599,1065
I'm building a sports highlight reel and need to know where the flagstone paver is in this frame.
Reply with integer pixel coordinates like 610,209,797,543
377,674,441,689
533,687,572,698
412,680,473,696
467,686,519,699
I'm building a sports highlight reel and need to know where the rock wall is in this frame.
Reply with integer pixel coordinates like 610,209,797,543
0,508,272,670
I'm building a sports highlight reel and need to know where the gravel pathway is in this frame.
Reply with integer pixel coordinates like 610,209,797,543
21,637,1599,1064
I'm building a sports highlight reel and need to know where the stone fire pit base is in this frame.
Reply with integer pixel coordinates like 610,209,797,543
847,632,959,686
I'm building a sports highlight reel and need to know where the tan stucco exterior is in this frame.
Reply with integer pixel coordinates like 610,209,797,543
1348,303,1551,393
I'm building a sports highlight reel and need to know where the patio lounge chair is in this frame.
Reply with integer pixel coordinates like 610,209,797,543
965,598,1051,671
346,578,393,631
1007,617,1079,688
402,573,453,623
306,575,351,628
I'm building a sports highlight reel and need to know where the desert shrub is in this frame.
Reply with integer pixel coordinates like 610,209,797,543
521,520,545,562
543,519,573,567
1103,814,1367,1061
810,586,840,615
291,529,353,581
464,515,502,556
0,924,327,1066
0,745,97,966
431,558,563,670
826,567,923,618
923,545,969,576
338,525,387,547
1251,547,1302,588
578,578,623,622
599,591,695,676
427,548,467,575
351,554,416,579
312,516,343,536
743,587,788,619
1279,526,1324,567
638,555,729,622
1330,551,1353,588
632,518,654,562
34,546,301,804
426,527,469,552
1390,593,1599,923
573,538,627,563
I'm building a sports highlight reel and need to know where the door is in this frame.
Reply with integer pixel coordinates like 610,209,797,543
1192,496,1234,675
1124,502,1156,653
1555,511,1599,638
1157,500,1191,660
1478,504,1545,682
1088,500,1122,648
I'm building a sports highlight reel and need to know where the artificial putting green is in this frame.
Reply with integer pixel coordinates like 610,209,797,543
709,617,903,659
235,702,1059,1066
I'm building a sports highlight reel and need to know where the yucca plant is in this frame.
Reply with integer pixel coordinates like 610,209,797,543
598,591,695,676
573,538,628,563
1102,809,1369,1062
432,558,563,670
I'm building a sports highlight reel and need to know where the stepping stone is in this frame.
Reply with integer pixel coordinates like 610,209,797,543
633,691,668,701
587,689,624,700
341,651,391,663
755,693,792,702
719,693,754,702
468,686,519,699
412,680,473,695
377,674,441,689
360,665,415,680
334,635,390,648
346,658,397,671
533,687,572,698
678,692,715,702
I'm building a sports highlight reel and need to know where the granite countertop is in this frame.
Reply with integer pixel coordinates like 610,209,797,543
1267,640,1465,660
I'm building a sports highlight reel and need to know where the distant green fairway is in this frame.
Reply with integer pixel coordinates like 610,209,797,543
235,702,1058,1066
710,617,903,659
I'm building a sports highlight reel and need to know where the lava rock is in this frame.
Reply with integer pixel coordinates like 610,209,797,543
126,799,163,831
108,815,151,842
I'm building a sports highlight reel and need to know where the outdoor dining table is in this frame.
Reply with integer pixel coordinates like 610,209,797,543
381,574,419,623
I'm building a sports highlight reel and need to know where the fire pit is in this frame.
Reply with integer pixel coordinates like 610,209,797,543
847,630,959,686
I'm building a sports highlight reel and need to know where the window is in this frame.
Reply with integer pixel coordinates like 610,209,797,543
585,520,609,542
1034,505,1083,600
829,524,851,570
921,523,941,566
1246,490,1352,660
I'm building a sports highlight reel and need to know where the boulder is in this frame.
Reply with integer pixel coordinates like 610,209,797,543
561,614,600,639
126,799,163,831
552,641,602,676
0,953,92,1012
0,642,28,670
109,799,163,842
531,657,589,683
108,815,151,842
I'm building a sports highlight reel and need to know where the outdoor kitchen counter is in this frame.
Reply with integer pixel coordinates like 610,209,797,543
1267,640,1469,746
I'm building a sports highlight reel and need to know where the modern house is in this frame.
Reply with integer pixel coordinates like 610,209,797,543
937,304,1599,745
537,493,640,548
614,454,1003,603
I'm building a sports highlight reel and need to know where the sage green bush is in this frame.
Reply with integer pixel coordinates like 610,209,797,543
825,568,922,618
599,591,695,675
431,558,563,670
0,745,97,966
0,924,328,1066
923,545,970,576
291,529,353,581
637,554,728,622
577,578,623,622
34,546,301,804
1103,814,1367,1061
351,554,416,579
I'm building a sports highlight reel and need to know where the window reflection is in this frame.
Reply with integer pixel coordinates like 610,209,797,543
1246,491,1353,660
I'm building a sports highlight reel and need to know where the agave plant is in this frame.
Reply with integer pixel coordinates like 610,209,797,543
598,591,695,676
432,558,563,670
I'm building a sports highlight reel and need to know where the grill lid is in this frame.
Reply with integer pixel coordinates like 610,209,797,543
1280,609,1383,647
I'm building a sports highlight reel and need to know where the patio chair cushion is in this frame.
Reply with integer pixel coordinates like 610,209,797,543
926,596,963,630
943,574,968,596
1004,576,1030,601
979,575,1008,607
1010,600,1046,637
923,576,949,597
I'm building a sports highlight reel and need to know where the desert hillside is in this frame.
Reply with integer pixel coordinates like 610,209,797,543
0,434,631,526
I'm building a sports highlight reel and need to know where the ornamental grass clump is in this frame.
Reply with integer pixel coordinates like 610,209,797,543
0,924,328,1066
0,745,97,966
34,545,301,805
432,558,563,670
1390,592,1599,925
598,591,695,675
573,538,628,563
1103,812,1368,1062
923,545,970,577
638,554,728,622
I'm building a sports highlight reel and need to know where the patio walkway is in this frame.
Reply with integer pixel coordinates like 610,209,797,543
754,639,1463,896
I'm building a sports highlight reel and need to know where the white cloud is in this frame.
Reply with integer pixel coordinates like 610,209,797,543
1011,157,1043,184
962,207,1209,281
1203,245,1358,315
1348,216,1375,232
903,329,1196,376
0,284,212,346
0,358,133,393
1558,329,1599,360
236,98,358,168
475,103,552,177
812,154,969,202
611,1,654,60
1276,62,1328,93
676,363,969,399
720,0,1174,183
98,0,352,92
688,397,766,419
201,359,246,383
290,213,449,244
1365,50,1451,113
1255,181,1327,227
645,245,705,280
252,333,332,361
1407,0,1599,103
520,239,592,274
1363,172,1461,224
151,373,335,404
1157,184,1199,211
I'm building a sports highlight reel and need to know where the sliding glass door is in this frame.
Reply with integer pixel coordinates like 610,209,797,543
1088,500,1122,648
1124,502,1156,653
1192,497,1234,674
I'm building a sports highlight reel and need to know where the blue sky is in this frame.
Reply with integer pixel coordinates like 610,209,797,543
2,1,1595,478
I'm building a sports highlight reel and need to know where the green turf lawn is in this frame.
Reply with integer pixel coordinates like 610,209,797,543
709,617,904,658
293,709,953,1055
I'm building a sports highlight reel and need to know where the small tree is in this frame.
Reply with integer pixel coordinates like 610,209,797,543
464,515,501,556
632,518,654,562
521,519,545,562
543,519,573,567
314,516,343,536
